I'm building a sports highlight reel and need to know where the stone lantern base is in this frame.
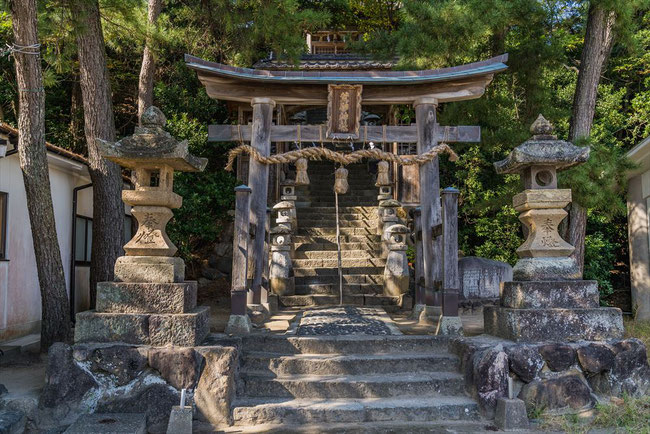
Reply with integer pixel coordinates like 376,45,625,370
484,280,624,342
75,280,210,346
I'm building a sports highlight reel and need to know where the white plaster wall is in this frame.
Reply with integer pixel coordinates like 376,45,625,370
0,153,92,341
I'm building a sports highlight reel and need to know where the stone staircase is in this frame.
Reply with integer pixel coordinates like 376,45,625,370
280,161,404,309
230,334,482,430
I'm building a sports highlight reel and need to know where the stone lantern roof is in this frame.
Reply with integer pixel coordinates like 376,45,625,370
97,106,207,172
494,115,590,174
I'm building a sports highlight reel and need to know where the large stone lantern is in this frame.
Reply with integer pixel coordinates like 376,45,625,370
100,107,207,283
74,107,210,347
484,115,623,342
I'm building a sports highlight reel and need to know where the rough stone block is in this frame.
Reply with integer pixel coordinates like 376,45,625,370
114,255,185,283
96,281,197,314
484,306,624,342
195,346,238,427
166,406,192,434
149,306,210,346
224,315,252,336
149,347,202,390
501,280,599,309
436,316,463,336
75,311,150,345
63,413,146,434
495,398,529,430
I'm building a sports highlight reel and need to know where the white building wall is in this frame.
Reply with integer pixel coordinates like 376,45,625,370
0,152,92,341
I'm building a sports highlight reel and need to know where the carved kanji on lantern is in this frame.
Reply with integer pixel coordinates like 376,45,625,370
327,84,362,139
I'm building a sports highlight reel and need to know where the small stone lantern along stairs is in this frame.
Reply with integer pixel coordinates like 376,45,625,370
283,161,399,309
231,334,481,428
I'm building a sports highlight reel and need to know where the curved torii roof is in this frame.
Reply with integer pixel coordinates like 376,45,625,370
185,53,508,105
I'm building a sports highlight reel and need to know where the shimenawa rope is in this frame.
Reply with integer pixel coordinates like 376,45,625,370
224,143,458,171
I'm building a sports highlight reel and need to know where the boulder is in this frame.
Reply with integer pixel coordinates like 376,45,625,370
0,409,25,434
577,343,615,375
148,347,202,390
518,371,593,412
506,345,544,383
538,343,576,372
591,338,650,396
195,347,238,426
96,375,179,430
86,345,148,386
0,384,7,397
473,346,509,417
39,343,98,409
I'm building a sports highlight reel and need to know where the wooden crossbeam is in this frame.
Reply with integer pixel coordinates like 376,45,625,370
209,124,480,144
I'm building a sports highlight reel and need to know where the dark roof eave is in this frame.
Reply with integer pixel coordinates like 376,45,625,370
185,53,509,85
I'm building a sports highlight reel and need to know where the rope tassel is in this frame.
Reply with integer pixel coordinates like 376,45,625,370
295,158,309,185
375,161,390,186
334,167,349,194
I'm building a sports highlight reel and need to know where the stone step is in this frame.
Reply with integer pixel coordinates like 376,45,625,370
239,372,466,399
239,335,451,355
298,219,377,229
296,213,378,221
232,396,480,425
294,250,377,259
294,243,380,253
279,294,401,308
293,235,381,243
295,283,383,295
295,275,384,285
297,227,377,236
293,258,386,268
241,352,459,376
293,266,384,277
295,206,377,213
225,421,492,433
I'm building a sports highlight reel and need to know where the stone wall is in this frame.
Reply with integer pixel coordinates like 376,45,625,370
32,342,238,433
451,336,650,418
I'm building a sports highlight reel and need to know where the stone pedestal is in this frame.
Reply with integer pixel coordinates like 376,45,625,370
75,281,209,346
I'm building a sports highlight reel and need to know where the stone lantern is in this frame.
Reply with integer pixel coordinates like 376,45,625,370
269,225,294,296
99,107,208,283
380,199,401,257
484,115,623,342
280,181,298,227
383,224,410,297
494,114,587,281
74,107,210,347
273,200,296,231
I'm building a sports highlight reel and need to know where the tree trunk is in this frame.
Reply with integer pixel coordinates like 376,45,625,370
72,0,124,306
137,0,163,123
10,0,72,350
567,3,616,274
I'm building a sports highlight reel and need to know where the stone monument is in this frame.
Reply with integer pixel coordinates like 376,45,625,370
484,115,623,342
75,106,210,346
269,225,294,296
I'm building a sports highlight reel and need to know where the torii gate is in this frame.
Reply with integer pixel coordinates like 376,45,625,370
186,53,508,323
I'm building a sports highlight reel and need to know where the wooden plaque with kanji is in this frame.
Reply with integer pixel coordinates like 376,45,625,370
327,84,362,140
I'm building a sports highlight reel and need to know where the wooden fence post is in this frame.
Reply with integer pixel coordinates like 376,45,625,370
439,187,463,335
226,185,252,334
